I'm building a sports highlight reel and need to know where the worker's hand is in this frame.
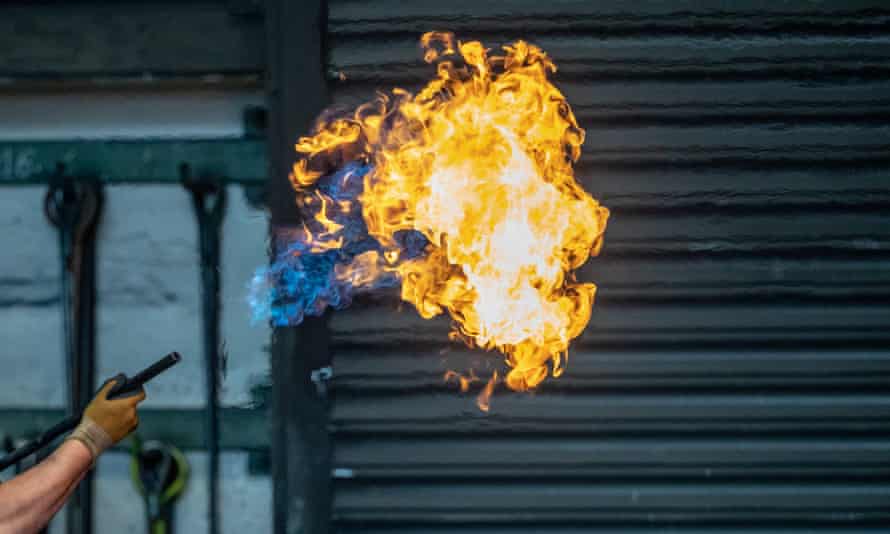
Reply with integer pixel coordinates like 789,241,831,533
85,378,146,442
66,378,146,460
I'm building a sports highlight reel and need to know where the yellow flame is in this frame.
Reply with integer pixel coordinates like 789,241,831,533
292,32,609,393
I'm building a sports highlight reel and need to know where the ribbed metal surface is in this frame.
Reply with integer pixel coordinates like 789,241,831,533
326,1,890,531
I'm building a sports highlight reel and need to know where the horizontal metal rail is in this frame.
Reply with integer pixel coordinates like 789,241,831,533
0,139,266,186
0,407,266,450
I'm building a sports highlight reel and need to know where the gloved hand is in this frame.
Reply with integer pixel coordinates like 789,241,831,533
66,378,146,460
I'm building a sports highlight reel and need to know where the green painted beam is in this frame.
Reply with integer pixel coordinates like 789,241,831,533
0,407,267,450
0,139,267,185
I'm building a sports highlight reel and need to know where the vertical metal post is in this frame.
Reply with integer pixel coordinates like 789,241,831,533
44,169,103,534
183,169,226,534
265,0,332,532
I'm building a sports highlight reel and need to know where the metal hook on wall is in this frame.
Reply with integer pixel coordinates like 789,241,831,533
181,163,226,534
43,163,104,534
130,436,190,534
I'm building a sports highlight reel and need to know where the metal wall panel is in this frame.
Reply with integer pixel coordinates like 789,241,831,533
326,1,890,531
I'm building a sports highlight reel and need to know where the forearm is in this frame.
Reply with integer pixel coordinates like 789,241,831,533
34,462,89,532
0,440,93,533
0,376,145,534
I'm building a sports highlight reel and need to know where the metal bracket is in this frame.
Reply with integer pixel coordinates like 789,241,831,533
310,366,333,398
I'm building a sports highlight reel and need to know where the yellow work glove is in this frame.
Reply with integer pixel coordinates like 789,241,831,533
66,378,146,460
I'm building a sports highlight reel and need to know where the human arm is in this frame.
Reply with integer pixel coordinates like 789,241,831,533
0,380,145,534
0,440,93,533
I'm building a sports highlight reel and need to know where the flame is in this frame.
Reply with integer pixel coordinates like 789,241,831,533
477,371,498,413
286,32,609,393
444,369,480,393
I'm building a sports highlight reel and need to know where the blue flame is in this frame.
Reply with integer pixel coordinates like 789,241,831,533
249,162,427,326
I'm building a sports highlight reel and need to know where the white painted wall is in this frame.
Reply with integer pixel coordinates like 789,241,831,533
0,92,264,140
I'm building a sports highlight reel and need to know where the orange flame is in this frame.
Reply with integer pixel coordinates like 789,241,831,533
477,371,498,413
444,369,479,393
292,32,609,394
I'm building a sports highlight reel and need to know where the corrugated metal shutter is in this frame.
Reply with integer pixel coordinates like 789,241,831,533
325,1,890,531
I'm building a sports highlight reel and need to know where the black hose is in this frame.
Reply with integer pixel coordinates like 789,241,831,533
0,417,80,472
